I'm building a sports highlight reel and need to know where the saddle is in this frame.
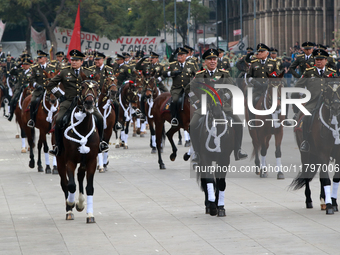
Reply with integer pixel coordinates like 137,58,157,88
160,92,185,114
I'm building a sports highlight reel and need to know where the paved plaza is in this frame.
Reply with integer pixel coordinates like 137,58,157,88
0,114,339,255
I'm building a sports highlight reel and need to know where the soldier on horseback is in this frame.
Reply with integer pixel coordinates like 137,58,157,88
163,47,197,126
7,54,33,121
47,49,109,156
185,48,248,161
27,50,56,128
296,49,337,152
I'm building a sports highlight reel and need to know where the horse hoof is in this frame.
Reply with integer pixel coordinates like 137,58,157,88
277,171,285,180
29,160,35,169
66,212,74,220
260,170,268,178
255,169,260,175
170,153,176,161
160,148,163,153
321,204,327,210
306,202,313,209
205,207,210,214
45,165,51,174
159,164,166,170
115,144,120,148
86,217,96,223
52,166,58,175
120,142,124,147
178,140,182,146
76,204,85,212
133,133,137,137
21,147,27,153
38,165,44,172
183,153,190,161
27,147,30,151
217,207,226,217
15,134,20,139
209,203,217,216
124,145,128,149
184,140,191,147
326,203,334,215
136,128,141,135
332,198,338,212
99,167,105,173
140,134,145,137
151,147,156,154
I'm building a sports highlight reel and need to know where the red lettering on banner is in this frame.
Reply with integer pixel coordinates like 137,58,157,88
67,30,72,37
117,38,124,43
142,38,148,44
126,38,132,44
149,38,156,44
135,38,142,44
86,34,90,40
92,35,99,41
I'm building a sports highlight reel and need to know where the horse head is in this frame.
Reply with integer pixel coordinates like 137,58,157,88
266,71,284,111
102,70,118,101
79,72,100,113
135,70,144,93
143,73,157,99
324,80,340,117
125,80,139,110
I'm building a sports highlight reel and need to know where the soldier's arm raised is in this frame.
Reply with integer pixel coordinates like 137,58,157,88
46,70,64,98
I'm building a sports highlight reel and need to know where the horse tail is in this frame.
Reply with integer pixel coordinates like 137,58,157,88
289,169,318,190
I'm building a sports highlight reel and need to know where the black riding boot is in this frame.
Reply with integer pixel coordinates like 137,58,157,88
248,96,260,126
49,122,62,156
140,93,146,121
170,101,179,126
27,97,40,128
7,98,16,121
94,115,109,153
300,116,311,152
233,119,248,161
113,101,122,130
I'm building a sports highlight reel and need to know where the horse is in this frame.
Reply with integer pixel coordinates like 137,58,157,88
56,74,100,223
21,71,59,174
97,73,118,173
190,103,234,216
14,82,34,153
151,91,192,169
115,80,141,149
246,72,286,179
0,72,9,117
132,70,147,137
290,80,340,215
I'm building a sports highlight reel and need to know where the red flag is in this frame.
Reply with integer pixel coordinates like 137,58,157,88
67,3,81,61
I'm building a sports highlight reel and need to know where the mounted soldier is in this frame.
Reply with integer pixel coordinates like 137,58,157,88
236,47,253,73
27,50,56,128
217,48,231,72
296,48,337,152
163,47,197,126
47,49,109,156
111,53,132,89
318,44,336,70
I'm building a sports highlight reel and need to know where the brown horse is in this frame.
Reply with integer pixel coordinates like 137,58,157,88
291,80,340,215
0,72,9,117
246,73,286,179
21,71,59,174
56,75,100,223
132,70,146,137
115,80,140,149
151,91,192,169
97,73,118,172
14,82,34,153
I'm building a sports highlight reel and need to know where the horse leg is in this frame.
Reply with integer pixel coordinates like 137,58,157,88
97,153,104,173
149,119,157,154
115,128,121,148
184,130,191,147
43,139,51,174
27,128,35,169
140,119,146,137
331,169,340,212
133,118,139,136
320,166,334,215
206,177,217,216
305,179,313,208
103,152,109,171
123,122,129,149
177,130,182,145
259,136,269,178
76,170,86,212
52,156,58,174
66,162,77,220
20,127,27,153
85,160,96,223
36,136,44,172
274,131,284,180
155,120,166,169
216,178,226,217
167,126,180,161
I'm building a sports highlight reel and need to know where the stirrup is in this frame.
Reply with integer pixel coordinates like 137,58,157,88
171,118,179,126
235,149,248,161
7,114,13,122
27,119,35,128
115,122,122,130
300,140,310,152
100,141,109,153
49,145,59,156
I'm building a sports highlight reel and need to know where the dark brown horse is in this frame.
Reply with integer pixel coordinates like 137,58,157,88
97,73,117,172
151,91,192,169
56,74,100,223
115,80,140,149
132,70,146,137
21,71,59,174
291,80,340,215
246,73,286,179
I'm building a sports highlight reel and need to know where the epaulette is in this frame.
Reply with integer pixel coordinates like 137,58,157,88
276,57,282,60
269,58,277,62
188,62,195,65
83,67,92,71
61,66,70,70
328,68,336,73
196,70,205,74
31,64,38,68
305,67,315,71
169,61,176,65
219,69,229,73
296,54,304,57
105,65,113,69
48,64,56,68
251,59,259,63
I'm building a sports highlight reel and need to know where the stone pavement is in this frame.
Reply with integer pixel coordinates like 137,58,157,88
0,114,339,255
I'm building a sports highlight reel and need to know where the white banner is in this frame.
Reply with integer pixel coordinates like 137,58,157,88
229,35,248,52
0,20,6,42
54,27,162,56
31,27,48,56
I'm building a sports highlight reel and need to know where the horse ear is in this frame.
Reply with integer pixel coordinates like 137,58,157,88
80,71,87,81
